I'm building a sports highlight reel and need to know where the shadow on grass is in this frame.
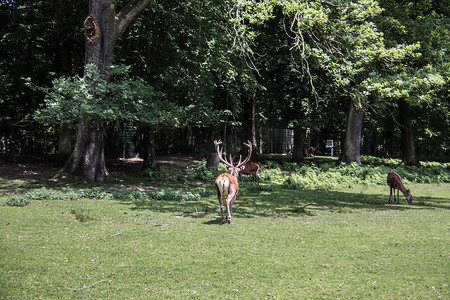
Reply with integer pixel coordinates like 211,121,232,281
119,182,449,224
2,160,447,224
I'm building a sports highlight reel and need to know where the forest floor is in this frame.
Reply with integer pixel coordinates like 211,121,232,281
0,154,203,178
0,153,294,179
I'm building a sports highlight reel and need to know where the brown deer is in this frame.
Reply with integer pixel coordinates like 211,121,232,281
214,140,252,224
387,171,412,205
238,162,260,182
303,146,317,157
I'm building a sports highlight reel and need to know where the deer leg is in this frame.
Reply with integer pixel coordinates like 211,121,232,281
225,197,232,224
216,188,224,224
389,187,393,203
225,194,237,224
220,202,225,224
396,189,400,204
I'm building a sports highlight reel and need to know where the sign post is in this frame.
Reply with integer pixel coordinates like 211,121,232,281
326,140,334,156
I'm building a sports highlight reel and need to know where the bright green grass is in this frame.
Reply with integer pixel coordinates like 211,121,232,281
1,179,448,299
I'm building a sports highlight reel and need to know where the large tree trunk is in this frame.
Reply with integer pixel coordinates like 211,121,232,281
71,123,106,181
398,98,417,165
240,92,257,157
69,0,151,182
340,101,364,163
141,126,156,170
291,125,305,163
70,0,115,181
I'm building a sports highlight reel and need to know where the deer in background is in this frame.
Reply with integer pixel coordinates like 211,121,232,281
387,171,412,205
214,140,252,224
238,162,260,183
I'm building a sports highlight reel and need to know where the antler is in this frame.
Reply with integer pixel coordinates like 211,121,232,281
235,140,252,169
214,140,252,169
214,140,234,168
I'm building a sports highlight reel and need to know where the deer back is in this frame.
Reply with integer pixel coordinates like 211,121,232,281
240,162,260,175
387,171,403,189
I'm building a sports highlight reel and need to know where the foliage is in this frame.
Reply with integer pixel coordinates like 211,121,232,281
0,0,86,124
1,0,448,166
33,64,179,128
281,161,449,190
2,194,31,207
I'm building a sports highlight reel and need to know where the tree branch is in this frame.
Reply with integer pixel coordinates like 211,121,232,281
115,0,152,39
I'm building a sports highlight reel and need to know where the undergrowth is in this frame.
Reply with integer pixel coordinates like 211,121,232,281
2,157,448,206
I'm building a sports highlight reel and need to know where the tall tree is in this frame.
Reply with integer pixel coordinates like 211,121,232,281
231,0,426,163
366,0,449,164
70,0,151,181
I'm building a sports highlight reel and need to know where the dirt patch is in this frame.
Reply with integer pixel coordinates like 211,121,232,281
0,154,205,179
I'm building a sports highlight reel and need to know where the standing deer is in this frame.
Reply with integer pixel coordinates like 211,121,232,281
214,140,252,224
238,162,260,182
387,171,412,205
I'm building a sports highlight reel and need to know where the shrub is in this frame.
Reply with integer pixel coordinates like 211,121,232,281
190,166,221,181
26,187,55,200
151,189,199,201
259,167,283,182
2,194,31,207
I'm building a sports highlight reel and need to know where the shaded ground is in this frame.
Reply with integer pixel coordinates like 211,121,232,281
0,154,205,178
0,153,300,179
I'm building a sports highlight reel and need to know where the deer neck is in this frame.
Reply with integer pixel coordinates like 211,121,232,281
398,184,408,195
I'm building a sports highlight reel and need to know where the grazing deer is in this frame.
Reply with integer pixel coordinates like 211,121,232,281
304,146,317,157
214,140,252,224
387,171,412,205
238,162,260,182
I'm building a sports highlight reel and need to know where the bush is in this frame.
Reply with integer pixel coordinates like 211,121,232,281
151,189,198,201
190,166,221,181
2,194,32,207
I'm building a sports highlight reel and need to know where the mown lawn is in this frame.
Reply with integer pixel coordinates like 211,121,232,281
1,158,449,299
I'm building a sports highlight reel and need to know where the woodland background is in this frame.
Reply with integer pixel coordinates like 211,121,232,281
0,0,448,179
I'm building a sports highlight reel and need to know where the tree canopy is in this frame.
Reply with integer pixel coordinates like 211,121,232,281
1,0,448,178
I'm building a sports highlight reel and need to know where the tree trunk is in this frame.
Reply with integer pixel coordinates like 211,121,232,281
340,102,364,163
291,125,305,163
398,99,417,165
384,129,395,157
57,123,73,165
240,92,257,156
69,0,151,182
141,126,156,170
71,123,106,182
206,153,220,168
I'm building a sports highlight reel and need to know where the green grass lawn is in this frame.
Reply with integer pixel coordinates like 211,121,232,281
1,159,449,299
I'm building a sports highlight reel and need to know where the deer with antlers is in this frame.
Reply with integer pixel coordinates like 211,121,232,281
214,140,252,224
387,171,413,205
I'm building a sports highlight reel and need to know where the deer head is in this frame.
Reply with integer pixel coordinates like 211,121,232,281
405,189,413,205
214,140,252,178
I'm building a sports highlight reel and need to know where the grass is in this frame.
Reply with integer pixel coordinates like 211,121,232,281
0,157,449,299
